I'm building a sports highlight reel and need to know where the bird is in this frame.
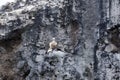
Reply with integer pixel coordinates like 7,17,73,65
47,38,57,52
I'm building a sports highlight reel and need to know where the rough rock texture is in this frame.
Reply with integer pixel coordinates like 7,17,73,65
0,0,120,80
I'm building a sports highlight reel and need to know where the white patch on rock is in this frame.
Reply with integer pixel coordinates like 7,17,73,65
115,54,120,60
6,5,34,15
20,2,25,7
36,55,44,62
0,30,6,36
104,38,109,44
26,5,34,10
22,0,26,2
0,33,5,36
38,0,48,6
0,0,15,8
49,51,67,57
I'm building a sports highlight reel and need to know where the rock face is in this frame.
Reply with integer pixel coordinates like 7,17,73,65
0,0,120,80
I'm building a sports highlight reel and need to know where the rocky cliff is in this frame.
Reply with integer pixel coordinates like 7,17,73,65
0,0,120,80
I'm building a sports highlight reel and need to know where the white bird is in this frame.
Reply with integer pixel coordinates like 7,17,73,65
47,38,57,52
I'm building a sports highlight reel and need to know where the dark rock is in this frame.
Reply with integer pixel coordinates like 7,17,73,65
0,0,120,80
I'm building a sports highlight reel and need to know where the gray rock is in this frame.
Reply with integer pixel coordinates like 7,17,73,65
105,44,117,52
17,61,25,69
35,55,44,62
0,0,120,80
0,47,6,54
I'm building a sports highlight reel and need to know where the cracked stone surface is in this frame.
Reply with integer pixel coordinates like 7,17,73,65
0,0,120,80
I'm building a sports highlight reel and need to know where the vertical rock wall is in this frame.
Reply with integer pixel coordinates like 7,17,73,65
95,0,120,80
0,0,120,80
